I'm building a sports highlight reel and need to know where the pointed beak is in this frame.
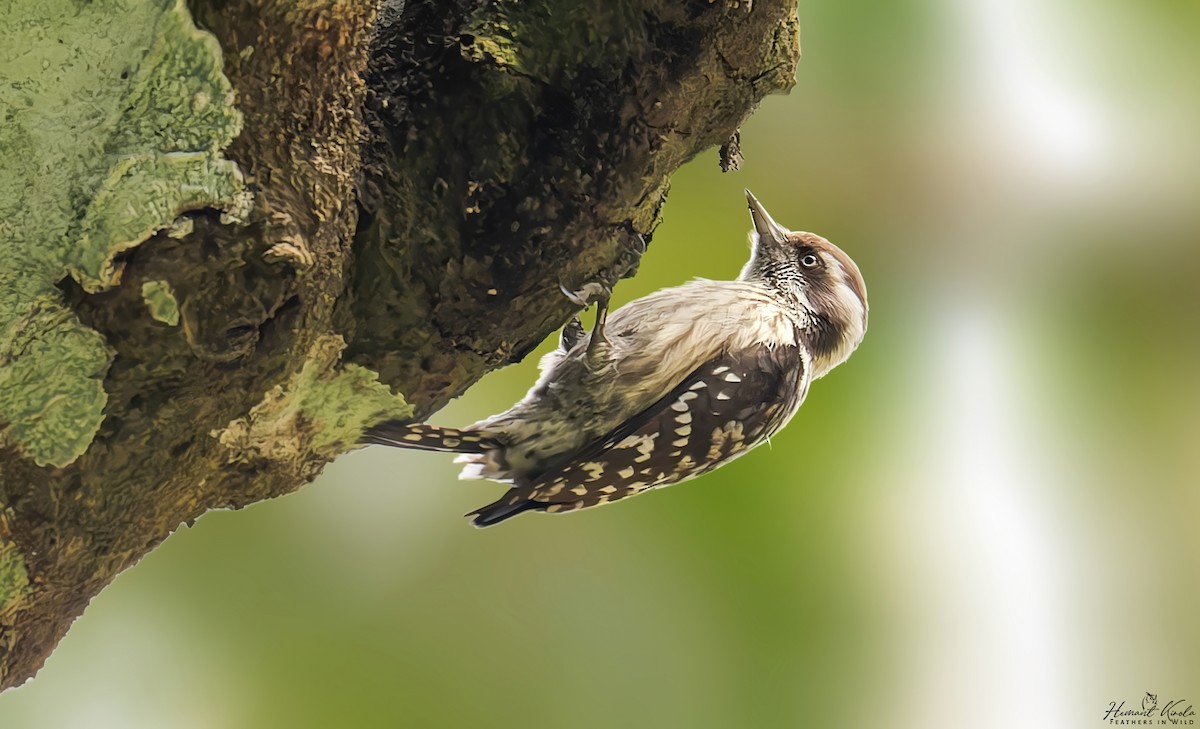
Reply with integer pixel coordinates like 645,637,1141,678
745,189,789,243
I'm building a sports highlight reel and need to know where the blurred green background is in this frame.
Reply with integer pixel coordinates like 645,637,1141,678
3,1,1199,727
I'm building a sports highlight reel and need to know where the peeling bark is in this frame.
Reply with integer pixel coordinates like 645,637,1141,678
0,0,799,689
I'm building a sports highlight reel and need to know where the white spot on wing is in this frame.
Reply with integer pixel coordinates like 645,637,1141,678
623,432,658,463
707,421,747,461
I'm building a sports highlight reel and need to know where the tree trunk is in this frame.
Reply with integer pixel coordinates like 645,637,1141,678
0,0,798,689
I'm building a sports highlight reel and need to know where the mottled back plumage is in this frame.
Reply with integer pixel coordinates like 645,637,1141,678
363,191,868,527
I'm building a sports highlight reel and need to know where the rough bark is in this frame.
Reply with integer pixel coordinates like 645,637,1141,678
0,0,799,689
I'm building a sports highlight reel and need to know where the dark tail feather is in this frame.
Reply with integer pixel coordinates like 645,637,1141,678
467,494,544,528
361,421,499,453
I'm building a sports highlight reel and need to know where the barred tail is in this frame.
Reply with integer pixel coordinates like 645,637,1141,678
466,493,544,528
361,421,499,454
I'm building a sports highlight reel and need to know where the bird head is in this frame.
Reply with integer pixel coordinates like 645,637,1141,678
741,189,869,376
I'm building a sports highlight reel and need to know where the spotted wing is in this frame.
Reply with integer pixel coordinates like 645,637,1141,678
468,343,808,526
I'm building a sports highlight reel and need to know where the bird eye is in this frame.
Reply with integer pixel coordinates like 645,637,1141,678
800,253,819,268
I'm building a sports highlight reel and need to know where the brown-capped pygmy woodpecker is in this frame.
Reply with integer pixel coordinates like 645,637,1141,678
363,190,868,527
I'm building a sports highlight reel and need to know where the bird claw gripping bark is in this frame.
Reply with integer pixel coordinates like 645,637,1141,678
558,281,613,370
558,281,610,309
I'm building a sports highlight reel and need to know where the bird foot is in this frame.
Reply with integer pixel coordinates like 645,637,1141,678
558,281,614,366
559,281,611,309
560,316,586,350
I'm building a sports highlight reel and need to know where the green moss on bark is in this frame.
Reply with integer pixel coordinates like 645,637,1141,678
0,0,243,467
0,548,27,614
216,336,413,465
460,2,648,84
0,510,28,625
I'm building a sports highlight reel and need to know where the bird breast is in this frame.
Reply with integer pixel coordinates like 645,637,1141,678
463,280,803,482
604,279,802,385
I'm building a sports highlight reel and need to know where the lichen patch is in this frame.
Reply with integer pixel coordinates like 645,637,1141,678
140,280,181,326
0,0,245,466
